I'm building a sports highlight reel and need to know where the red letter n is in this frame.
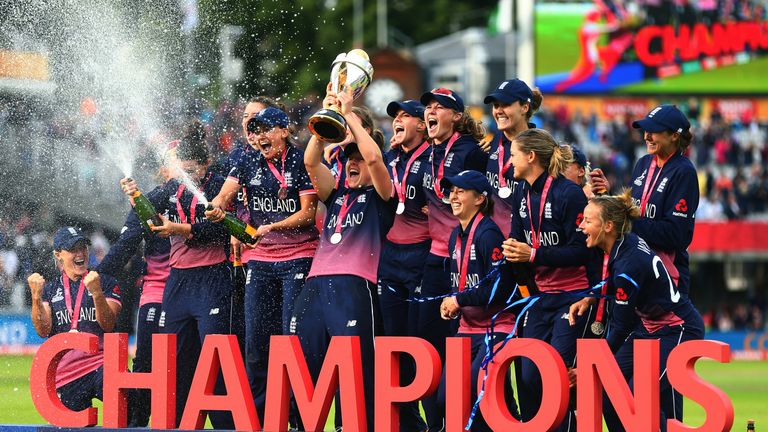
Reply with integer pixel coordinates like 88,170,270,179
577,339,660,432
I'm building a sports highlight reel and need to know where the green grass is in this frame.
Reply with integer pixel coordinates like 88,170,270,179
1,355,765,429
535,7,584,75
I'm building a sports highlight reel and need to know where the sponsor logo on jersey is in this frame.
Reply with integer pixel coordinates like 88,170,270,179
615,288,629,304
519,197,528,218
633,169,647,187
51,288,64,303
346,320,357,327
673,199,688,218
656,177,668,193
209,308,219,315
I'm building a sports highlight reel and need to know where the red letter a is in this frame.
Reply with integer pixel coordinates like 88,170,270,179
179,335,260,430
102,333,176,429
264,335,365,432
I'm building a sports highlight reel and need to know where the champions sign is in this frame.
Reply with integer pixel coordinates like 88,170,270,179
535,0,768,94
30,333,734,431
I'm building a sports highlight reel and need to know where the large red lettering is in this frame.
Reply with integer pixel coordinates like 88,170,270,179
445,338,471,432
374,337,440,432
29,333,99,427
264,336,365,432
635,26,666,67
179,335,260,431
576,339,660,432
666,340,734,432
102,333,176,429
483,339,568,431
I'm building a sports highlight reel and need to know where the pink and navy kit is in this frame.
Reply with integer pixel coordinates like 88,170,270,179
293,183,396,432
485,132,519,236
97,187,170,426
440,213,519,430
378,142,433,431
143,170,233,429
43,272,121,388
227,144,319,262
629,152,699,296
509,172,598,431
602,232,703,430
227,143,318,419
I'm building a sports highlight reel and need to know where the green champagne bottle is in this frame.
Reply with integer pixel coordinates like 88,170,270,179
126,179,163,230
206,204,259,244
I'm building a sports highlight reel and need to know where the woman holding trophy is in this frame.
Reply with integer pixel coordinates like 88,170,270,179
418,87,489,431
297,50,395,431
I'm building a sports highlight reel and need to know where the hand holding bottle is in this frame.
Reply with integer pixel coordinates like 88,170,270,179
120,177,138,196
588,168,609,195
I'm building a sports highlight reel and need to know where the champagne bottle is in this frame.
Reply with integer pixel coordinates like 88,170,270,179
206,204,259,244
747,420,755,431
126,178,163,230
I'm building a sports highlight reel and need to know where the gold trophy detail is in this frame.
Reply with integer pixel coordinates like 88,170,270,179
308,49,374,143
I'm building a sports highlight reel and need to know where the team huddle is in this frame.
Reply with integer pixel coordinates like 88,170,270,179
27,78,703,431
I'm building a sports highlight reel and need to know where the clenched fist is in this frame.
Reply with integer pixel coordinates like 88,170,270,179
83,271,102,296
27,273,46,300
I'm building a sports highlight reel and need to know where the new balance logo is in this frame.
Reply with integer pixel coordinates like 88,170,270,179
209,308,220,315
346,320,357,327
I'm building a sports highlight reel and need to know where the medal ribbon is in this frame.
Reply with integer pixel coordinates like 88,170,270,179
432,132,461,201
332,192,355,239
175,173,211,224
62,274,86,332
393,141,429,209
266,146,289,193
526,176,553,249
497,136,514,190
594,253,610,324
639,154,672,217
455,213,484,292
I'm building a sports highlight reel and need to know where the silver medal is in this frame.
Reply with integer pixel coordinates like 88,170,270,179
277,186,288,200
330,233,342,244
498,186,512,199
396,202,405,215
591,321,605,336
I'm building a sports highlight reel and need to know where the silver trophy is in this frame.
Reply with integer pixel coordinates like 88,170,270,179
308,49,374,143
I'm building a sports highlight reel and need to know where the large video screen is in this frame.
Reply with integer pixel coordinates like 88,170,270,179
535,0,768,94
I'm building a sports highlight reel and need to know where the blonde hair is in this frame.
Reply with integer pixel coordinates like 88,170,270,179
514,128,572,177
590,188,641,235
455,112,486,140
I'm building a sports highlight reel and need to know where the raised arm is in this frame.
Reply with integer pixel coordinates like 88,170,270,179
337,87,392,200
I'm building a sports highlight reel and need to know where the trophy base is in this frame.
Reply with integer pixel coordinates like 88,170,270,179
308,108,347,143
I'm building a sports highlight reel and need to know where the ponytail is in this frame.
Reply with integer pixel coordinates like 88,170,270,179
513,128,569,177
590,188,641,235
677,129,693,153
526,88,544,121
